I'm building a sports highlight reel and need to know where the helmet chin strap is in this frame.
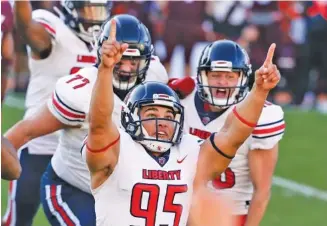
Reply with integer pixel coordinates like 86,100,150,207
112,74,137,91
139,125,172,153
81,25,101,44
139,139,172,153
91,28,100,50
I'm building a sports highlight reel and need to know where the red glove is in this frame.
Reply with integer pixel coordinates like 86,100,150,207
168,76,196,99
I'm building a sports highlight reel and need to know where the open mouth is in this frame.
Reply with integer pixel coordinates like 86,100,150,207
214,88,228,98
155,131,169,140
113,72,137,84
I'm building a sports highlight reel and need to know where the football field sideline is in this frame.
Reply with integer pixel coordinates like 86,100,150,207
272,176,327,202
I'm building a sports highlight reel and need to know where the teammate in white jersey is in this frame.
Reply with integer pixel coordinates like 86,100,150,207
181,40,285,226
3,1,112,225
84,18,281,226
4,14,169,225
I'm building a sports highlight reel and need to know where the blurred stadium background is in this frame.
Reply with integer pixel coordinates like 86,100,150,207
1,1,327,225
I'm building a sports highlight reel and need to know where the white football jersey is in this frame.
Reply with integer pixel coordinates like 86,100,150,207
47,57,169,193
182,90,285,214
24,9,97,155
88,129,201,226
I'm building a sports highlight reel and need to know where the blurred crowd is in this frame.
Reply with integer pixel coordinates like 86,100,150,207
3,0,327,113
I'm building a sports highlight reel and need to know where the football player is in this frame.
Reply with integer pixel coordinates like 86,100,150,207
2,1,112,225
84,18,280,226
182,40,285,226
4,14,168,225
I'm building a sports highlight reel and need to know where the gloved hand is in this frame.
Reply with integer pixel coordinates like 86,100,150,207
168,76,196,99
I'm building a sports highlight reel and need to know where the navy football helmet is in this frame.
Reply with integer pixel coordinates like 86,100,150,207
197,40,252,108
55,0,112,44
97,14,153,95
121,82,184,153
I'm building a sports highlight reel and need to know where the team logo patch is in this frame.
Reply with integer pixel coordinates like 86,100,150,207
158,157,166,165
201,116,211,125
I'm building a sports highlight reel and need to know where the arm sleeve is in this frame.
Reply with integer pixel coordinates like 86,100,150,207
32,9,60,41
47,75,89,127
249,103,285,150
145,55,169,84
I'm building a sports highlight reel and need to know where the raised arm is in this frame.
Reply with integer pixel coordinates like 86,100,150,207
86,20,128,189
14,1,52,58
197,44,280,183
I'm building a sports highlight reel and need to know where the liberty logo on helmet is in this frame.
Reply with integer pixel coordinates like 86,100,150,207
211,61,233,69
153,94,176,102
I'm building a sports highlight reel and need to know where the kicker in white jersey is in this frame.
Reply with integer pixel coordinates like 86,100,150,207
83,129,201,226
182,90,285,214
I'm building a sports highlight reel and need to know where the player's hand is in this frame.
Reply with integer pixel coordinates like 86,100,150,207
254,43,280,92
100,19,129,69
168,77,195,99
189,187,234,226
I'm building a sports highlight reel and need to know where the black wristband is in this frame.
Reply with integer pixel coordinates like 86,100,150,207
209,133,234,160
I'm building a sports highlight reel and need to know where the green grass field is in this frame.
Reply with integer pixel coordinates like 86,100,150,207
1,103,327,226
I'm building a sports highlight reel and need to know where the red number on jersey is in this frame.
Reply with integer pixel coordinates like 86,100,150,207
130,183,188,226
163,184,188,226
212,167,235,189
66,74,90,89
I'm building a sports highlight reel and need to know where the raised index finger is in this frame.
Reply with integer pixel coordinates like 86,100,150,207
263,43,276,67
109,19,116,41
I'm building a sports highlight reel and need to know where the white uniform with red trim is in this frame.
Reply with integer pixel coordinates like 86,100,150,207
182,91,285,215
24,9,97,155
47,57,169,193
84,129,202,226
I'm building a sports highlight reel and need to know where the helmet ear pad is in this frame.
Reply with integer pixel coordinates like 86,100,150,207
196,40,252,108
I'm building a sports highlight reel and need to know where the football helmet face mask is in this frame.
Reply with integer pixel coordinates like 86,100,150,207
121,82,184,153
97,14,153,94
197,40,252,108
56,0,112,44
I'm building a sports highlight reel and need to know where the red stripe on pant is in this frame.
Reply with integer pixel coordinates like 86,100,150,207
50,185,75,226
4,181,15,226
233,214,247,226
